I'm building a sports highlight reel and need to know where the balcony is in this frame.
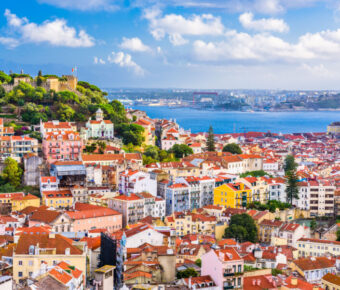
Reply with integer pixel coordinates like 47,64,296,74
224,272,235,277
224,286,234,289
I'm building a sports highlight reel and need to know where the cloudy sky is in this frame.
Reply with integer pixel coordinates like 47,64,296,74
1,0,340,89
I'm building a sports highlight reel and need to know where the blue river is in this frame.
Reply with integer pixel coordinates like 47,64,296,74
131,106,339,134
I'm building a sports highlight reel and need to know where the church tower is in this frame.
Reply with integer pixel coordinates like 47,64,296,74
95,108,104,121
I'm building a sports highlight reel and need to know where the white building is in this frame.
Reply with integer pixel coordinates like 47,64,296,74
40,176,59,192
124,224,166,248
263,159,279,173
268,178,287,203
294,181,335,217
278,223,309,247
119,169,157,197
136,192,166,218
84,109,114,139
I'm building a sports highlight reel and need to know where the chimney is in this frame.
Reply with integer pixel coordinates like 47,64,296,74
291,277,298,286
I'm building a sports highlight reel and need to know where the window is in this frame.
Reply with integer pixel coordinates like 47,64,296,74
18,260,23,266
28,260,33,266
18,272,23,277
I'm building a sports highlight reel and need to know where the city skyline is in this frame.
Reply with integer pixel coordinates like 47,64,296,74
1,0,340,89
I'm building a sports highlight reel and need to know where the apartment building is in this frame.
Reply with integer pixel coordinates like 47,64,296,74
136,191,165,218
202,248,244,289
290,256,336,284
42,131,82,164
108,194,145,227
166,183,190,215
213,182,252,209
119,169,157,196
66,203,122,233
295,181,335,217
12,232,86,282
0,136,38,161
297,238,340,258
40,120,77,137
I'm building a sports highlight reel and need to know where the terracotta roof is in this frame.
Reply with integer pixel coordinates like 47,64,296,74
80,236,101,250
294,256,335,271
114,194,142,201
41,176,57,183
322,273,340,286
30,209,61,224
66,206,120,220
16,233,83,255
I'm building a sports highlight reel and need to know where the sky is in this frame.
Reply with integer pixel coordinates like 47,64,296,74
2,0,340,89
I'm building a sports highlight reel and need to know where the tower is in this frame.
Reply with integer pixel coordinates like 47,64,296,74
96,108,104,121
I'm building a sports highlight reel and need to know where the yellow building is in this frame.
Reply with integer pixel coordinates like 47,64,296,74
42,190,73,209
165,211,216,237
0,192,40,212
12,194,40,211
134,119,155,146
213,183,252,209
327,122,340,135
322,273,340,290
297,238,340,258
13,232,86,282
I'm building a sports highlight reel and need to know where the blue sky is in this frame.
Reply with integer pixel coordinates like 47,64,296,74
1,0,340,89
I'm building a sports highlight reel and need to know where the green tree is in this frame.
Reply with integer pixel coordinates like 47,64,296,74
284,155,297,174
144,145,159,160
168,144,193,158
206,125,215,152
222,143,242,154
272,269,283,276
1,158,23,188
223,213,258,243
176,268,198,279
286,170,299,204
195,259,201,267
0,86,5,98
85,143,97,153
97,141,107,154
240,170,272,178
0,71,11,84
337,229,340,242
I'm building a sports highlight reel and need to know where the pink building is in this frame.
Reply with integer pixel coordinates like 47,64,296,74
42,131,82,164
202,247,244,289
66,203,122,233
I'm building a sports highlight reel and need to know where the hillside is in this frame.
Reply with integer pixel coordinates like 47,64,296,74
0,71,127,125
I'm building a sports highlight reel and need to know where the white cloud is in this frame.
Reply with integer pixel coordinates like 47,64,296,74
94,56,106,64
169,33,189,46
2,9,94,48
144,8,224,45
300,63,332,77
108,51,145,75
135,0,324,15
239,12,289,33
120,37,151,52
193,28,340,62
38,0,120,11
0,36,19,48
